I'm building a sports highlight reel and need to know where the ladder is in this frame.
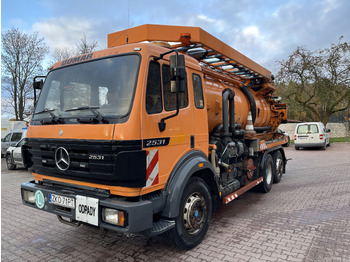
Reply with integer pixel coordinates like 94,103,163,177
108,24,272,82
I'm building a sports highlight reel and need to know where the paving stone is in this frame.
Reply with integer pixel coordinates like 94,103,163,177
1,143,350,261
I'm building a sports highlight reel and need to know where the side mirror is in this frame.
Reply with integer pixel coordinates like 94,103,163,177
1,138,4,142
33,79,43,90
170,54,186,93
157,51,187,132
33,76,46,103
326,128,331,133
170,54,186,80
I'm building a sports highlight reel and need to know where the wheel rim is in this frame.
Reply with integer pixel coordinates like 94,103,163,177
266,163,272,185
276,157,283,177
183,192,207,235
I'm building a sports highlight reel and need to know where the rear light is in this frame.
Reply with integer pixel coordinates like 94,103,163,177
294,135,297,140
320,134,323,140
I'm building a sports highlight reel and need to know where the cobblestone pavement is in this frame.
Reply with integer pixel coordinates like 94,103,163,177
2,143,350,262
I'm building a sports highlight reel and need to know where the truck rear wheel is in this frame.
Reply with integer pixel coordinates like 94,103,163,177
273,151,284,183
258,154,273,193
167,177,212,250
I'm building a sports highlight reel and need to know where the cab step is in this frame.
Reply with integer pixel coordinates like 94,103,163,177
151,219,175,236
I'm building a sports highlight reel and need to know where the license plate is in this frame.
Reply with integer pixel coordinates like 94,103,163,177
49,194,75,208
75,195,99,226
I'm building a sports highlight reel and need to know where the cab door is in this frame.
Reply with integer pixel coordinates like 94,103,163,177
190,72,208,154
141,60,194,192
13,139,25,164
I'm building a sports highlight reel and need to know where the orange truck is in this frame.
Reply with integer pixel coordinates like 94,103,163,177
21,24,288,250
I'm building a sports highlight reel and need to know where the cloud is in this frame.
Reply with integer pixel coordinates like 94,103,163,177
32,17,99,51
24,0,349,73
321,0,340,17
221,0,350,71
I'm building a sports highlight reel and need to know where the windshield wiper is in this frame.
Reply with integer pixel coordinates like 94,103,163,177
65,106,108,124
65,106,100,112
35,108,65,125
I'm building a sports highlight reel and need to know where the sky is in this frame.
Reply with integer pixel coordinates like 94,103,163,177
2,0,350,74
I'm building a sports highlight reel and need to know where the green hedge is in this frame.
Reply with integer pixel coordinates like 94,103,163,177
330,137,350,143
290,137,350,144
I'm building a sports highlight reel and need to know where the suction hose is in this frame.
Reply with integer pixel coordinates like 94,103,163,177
241,84,256,124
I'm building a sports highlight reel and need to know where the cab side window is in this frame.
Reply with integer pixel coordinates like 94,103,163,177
192,73,204,109
146,61,163,114
3,133,11,142
18,139,26,147
162,65,188,111
11,133,22,141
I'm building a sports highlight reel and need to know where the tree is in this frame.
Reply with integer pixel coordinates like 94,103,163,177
50,33,98,66
50,47,76,65
2,28,49,120
75,32,98,54
276,38,350,125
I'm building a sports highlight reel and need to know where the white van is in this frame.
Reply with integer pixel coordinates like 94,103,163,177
294,122,330,150
1,128,27,157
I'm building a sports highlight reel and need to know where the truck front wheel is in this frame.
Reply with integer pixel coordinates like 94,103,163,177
167,177,212,250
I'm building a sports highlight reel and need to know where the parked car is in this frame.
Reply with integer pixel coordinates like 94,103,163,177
294,122,330,150
277,128,290,147
1,128,27,157
5,138,26,170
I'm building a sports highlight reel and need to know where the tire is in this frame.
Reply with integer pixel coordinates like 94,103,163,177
258,154,273,193
6,154,16,170
167,177,212,250
272,150,284,184
321,142,326,150
285,137,290,147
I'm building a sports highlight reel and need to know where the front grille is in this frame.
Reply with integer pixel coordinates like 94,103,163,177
23,138,143,186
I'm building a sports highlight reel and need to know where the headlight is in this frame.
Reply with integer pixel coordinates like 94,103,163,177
102,208,125,226
23,190,35,204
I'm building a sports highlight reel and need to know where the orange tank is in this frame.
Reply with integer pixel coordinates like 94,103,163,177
204,77,286,134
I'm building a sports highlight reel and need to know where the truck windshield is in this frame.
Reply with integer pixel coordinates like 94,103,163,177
33,54,140,123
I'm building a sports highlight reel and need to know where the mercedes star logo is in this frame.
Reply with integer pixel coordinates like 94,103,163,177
55,147,70,171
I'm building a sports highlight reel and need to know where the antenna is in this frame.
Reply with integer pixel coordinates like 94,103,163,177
126,0,130,44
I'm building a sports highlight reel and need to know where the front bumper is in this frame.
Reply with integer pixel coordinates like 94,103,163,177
21,180,154,233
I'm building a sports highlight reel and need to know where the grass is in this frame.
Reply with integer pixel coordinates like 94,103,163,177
330,137,350,143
